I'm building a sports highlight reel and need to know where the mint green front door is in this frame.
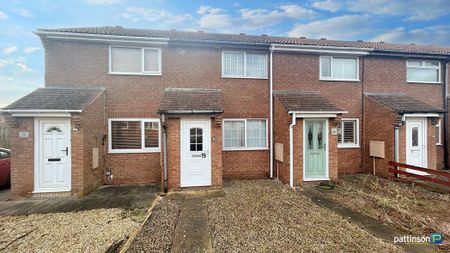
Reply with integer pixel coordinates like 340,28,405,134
304,120,327,180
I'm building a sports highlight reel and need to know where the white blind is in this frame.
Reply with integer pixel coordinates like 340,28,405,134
333,58,357,80
246,53,266,77
247,119,266,148
111,47,141,73
321,56,332,78
223,52,245,76
224,120,245,148
144,49,159,72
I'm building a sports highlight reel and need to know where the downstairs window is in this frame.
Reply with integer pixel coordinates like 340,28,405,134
108,119,160,153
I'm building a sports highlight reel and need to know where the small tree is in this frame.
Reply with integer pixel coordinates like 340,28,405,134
0,117,9,149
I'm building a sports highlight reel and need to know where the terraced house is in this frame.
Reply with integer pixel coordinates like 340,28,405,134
2,26,449,197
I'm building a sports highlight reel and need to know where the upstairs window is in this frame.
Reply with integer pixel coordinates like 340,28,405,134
338,119,359,148
222,51,267,78
320,56,358,81
407,60,440,83
110,47,161,75
108,119,160,153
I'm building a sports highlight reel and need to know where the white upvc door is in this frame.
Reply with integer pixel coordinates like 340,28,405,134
35,118,71,192
180,119,211,187
406,118,428,175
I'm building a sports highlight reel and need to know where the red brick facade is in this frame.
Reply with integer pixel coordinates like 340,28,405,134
5,32,449,197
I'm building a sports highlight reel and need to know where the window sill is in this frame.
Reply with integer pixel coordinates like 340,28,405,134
222,75,268,80
109,149,161,154
223,147,269,151
407,81,442,85
320,78,360,82
109,72,162,76
338,145,360,149
436,143,443,146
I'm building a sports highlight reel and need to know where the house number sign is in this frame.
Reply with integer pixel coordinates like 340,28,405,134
19,131,29,138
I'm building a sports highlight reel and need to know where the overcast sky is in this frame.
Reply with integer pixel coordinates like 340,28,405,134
0,0,449,107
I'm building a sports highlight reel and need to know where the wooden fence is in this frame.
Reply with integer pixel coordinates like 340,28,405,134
388,161,450,190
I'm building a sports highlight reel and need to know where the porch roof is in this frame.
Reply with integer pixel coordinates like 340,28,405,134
274,90,343,113
1,86,105,112
158,88,224,114
365,93,445,114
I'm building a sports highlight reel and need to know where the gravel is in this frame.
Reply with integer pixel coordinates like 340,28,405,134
207,179,403,253
325,174,450,252
0,208,140,253
127,197,182,253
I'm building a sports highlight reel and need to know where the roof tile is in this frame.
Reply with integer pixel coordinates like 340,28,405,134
274,90,343,112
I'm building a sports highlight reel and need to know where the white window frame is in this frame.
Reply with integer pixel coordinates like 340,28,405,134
320,56,360,81
337,118,360,148
221,51,268,79
406,60,441,84
108,118,161,154
109,46,162,76
222,118,269,151
436,119,442,145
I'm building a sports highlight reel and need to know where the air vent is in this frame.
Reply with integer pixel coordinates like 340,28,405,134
239,33,246,35
300,36,306,39
357,40,363,42
379,41,385,43
261,34,268,36
320,38,327,40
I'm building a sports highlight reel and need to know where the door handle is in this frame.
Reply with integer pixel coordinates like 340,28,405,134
61,147,68,156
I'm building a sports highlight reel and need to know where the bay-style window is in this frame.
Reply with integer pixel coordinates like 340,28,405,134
222,51,267,78
338,119,359,148
223,119,267,150
320,56,359,81
407,60,441,83
109,46,161,75
108,119,160,153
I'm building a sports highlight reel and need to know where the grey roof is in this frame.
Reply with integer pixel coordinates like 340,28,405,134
158,88,223,114
37,26,450,55
274,90,343,112
2,87,105,111
365,93,444,113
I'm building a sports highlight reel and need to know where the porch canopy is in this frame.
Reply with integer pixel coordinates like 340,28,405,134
274,90,346,117
365,92,445,119
1,86,105,115
158,88,224,115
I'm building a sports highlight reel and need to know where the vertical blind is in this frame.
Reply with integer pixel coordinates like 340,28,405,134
223,119,267,148
223,52,266,78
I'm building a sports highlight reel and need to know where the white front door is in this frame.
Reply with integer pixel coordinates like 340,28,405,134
35,118,71,192
406,118,428,174
180,119,211,187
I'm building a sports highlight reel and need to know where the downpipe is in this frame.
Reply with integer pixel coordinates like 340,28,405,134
161,113,168,192
289,112,297,188
269,45,274,178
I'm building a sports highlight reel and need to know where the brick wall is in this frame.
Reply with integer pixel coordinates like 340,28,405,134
273,98,290,184
7,117,34,197
80,92,106,194
363,97,399,177
44,40,270,184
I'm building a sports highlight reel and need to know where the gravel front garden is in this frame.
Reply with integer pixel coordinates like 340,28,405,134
322,174,450,252
0,208,143,252
207,180,403,252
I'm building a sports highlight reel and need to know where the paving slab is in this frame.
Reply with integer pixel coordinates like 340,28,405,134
302,187,437,253
171,194,212,253
0,184,159,216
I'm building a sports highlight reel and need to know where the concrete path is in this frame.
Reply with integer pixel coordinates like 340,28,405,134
302,187,437,253
171,193,213,253
0,184,158,216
